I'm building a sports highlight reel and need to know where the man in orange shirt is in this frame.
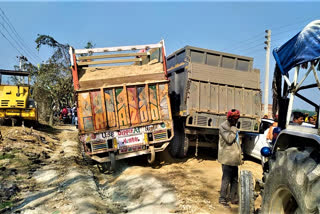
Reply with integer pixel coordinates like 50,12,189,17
266,118,278,144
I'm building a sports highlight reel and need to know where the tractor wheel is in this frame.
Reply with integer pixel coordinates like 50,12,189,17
239,170,255,214
261,147,320,214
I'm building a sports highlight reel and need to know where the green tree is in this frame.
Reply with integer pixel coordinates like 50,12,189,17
34,35,73,125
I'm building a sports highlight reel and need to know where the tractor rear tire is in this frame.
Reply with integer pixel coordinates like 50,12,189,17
239,170,255,214
261,147,320,214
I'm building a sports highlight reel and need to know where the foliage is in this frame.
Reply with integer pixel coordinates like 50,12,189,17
0,153,15,160
0,201,13,210
33,35,73,125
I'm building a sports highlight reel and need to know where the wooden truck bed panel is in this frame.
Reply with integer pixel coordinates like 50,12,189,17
77,82,171,133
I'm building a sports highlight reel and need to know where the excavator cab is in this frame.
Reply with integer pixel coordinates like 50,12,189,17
0,69,38,126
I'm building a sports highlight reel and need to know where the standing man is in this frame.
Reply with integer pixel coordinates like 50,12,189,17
218,109,242,208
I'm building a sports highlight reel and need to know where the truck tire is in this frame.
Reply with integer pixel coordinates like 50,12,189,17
239,170,255,214
261,147,320,214
178,134,189,158
169,120,183,157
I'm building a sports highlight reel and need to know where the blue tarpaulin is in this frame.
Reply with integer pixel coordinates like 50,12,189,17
273,20,320,75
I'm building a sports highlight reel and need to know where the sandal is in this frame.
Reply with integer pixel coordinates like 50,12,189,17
219,199,231,208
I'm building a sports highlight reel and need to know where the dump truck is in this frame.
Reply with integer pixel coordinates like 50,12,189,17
0,69,38,126
167,46,261,157
69,41,173,170
239,20,320,213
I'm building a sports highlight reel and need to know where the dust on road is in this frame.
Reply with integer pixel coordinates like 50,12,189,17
95,148,263,214
0,125,262,214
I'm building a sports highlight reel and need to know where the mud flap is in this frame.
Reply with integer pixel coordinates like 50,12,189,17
148,145,155,164
109,152,116,171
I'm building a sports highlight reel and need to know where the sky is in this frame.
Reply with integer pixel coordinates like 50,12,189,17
0,1,319,111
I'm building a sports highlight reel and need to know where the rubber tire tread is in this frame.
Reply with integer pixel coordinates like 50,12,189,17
169,119,183,158
261,147,320,214
239,170,255,214
178,134,189,158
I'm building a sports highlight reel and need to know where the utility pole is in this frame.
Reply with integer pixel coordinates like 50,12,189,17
17,56,28,84
264,30,271,117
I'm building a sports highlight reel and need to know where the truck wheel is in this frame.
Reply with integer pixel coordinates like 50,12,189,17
178,134,189,158
169,120,183,157
109,152,116,172
261,147,320,214
239,170,255,214
148,145,155,164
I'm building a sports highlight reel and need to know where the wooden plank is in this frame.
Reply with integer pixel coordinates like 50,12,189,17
123,85,131,126
138,85,149,123
90,91,106,130
116,87,129,127
74,43,162,54
78,92,94,132
127,86,140,125
78,58,142,66
77,52,149,60
104,89,117,128
112,88,119,129
156,84,161,120
100,88,108,128
158,83,170,120
149,84,160,121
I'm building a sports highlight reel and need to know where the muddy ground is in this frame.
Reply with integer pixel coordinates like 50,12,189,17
0,124,262,214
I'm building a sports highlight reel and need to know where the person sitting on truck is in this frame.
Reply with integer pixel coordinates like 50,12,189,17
292,111,304,125
218,109,241,208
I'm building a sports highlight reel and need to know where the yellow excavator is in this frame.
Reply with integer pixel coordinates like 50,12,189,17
0,69,38,126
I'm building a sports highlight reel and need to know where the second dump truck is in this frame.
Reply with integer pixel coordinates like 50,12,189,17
69,41,173,170
167,46,261,157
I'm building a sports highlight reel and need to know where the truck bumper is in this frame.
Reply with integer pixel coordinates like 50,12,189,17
90,141,170,163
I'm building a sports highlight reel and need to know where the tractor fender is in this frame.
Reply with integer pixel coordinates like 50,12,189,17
273,129,320,153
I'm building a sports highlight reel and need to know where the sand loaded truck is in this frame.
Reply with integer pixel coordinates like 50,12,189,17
69,41,173,170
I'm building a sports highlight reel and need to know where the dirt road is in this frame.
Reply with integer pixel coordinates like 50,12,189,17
0,125,262,214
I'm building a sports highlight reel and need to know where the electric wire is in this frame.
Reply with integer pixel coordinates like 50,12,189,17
0,7,42,62
0,22,38,63
223,15,319,54
0,7,41,61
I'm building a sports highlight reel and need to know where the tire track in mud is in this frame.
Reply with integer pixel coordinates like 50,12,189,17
11,126,122,214
10,126,177,214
